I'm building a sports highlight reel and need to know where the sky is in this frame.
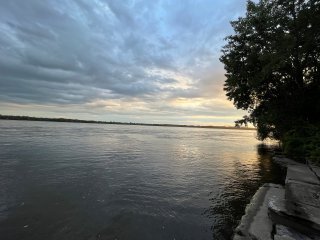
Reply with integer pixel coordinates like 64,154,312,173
0,0,249,126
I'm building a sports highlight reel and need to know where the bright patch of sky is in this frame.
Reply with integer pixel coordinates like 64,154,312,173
0,0,248,125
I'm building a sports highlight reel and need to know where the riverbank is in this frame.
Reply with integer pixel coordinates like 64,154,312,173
233,156,320,239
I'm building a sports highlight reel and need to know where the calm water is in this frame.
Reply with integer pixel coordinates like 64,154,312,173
0,120,283,240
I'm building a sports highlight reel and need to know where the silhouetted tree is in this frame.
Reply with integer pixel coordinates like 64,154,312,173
220,0,320,140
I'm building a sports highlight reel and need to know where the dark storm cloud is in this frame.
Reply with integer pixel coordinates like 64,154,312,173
0,0,246,108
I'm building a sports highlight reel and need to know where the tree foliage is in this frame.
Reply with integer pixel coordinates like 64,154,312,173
220,0,320,141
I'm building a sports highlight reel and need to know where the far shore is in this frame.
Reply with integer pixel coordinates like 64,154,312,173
0,114,256,131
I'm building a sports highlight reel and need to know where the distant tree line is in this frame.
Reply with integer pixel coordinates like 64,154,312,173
220,0,320,163
0,114,114,124
0,114,255,130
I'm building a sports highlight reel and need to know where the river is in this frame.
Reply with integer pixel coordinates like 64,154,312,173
0,120,283,240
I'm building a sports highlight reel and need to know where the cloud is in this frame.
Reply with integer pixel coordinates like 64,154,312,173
0,0,247,125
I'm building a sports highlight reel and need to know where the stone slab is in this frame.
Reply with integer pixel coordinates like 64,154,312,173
233,183,284,240
233,234,248,240
273,157,302,167
286,165,320,185
286,181,320,208
310,165,320,180
273,225,314,240
269,197,320,236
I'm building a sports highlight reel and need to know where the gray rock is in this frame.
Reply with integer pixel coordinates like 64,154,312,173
274,225,315,240
268,196,320,236
233,163,320,240
233,234,248,240
286,165,320,185
234,184,284,240
310,165,320,181
286,181,320,208
273,157,302,167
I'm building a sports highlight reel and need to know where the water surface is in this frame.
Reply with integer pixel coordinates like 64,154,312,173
0,120,283,239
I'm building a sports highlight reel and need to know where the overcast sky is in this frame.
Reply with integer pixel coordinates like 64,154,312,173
0,0,248,125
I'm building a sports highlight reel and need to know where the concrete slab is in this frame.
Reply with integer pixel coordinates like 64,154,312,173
273,157,303,167
286,165,320,185
233,162,320,239
273,225,314,240
233,234,248,240
269,197,320,236
286,181,320,208
233,183,284,240
310,165,320,180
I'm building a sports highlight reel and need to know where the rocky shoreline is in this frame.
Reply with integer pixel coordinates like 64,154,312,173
233,157,320,240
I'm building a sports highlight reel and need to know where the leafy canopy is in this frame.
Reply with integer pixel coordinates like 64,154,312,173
220,0,320,140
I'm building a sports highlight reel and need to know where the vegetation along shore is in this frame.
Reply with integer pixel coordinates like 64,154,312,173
220,0,320,165
220,0,320,239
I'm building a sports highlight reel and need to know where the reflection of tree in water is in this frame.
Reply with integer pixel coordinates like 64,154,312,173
203,144,285,240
